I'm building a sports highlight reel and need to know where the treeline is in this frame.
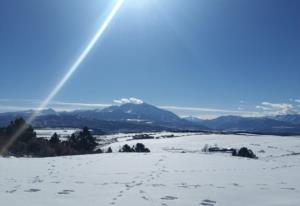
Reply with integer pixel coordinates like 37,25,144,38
0,118,100,157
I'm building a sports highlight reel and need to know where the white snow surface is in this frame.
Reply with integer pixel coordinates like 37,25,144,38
1,133,300,206
35,128,80,139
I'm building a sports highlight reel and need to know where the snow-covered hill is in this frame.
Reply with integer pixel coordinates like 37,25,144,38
1,133,300,206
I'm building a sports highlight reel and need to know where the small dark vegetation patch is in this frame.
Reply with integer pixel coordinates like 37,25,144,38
132,134,154,140
203,144,257,159
119,143,150,153
233,147,257,159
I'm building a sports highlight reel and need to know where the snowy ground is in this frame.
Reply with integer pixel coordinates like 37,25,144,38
35,128,80,140
1,133,300,206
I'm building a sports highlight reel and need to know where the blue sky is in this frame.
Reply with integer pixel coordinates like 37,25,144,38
0,0,299,118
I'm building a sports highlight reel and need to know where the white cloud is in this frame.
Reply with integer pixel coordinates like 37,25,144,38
160,105,260,117
255,105,272,111
256,101,295,115
160,105,238,113
2,98,298,119
51,101,111,108
114,97,143,105
0,105,33,112
261,102,293,110
295,99,300,103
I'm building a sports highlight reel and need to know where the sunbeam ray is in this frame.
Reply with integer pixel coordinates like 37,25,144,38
0,0,124,155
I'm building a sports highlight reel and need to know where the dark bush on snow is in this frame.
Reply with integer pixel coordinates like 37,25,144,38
119,143,150,153
134,143,150,153
119,144,134,152
202,144,257,159
106,147,113,153
132,134,154,140
233,147,257,159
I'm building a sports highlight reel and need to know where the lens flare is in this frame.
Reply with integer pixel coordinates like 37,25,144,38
0,0,124,155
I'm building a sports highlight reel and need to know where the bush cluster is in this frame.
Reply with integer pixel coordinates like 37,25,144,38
202,144,257,159
119,143,150,153
232,147,257,159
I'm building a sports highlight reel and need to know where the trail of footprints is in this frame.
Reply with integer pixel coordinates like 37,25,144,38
109,155,171,205
3,155,298,206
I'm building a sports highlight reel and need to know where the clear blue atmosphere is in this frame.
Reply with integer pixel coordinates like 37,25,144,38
0,0,299,118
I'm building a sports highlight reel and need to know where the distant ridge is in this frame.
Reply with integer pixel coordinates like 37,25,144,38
1,103,300,135
0,103,207,133
184,115,300,135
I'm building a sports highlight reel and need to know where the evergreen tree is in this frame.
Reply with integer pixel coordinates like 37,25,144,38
6,118,36,143
135,143,150,153
67,127,97,152
49,133,60,145
120,144,134,152
107,147,113,153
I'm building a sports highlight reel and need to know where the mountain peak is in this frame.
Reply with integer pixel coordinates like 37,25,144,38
75,102,187,127
36,108,58,116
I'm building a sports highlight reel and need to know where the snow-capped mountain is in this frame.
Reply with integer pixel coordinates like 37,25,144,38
77,103,181,123
0,103,207,132
270,114,300,124
1,104,300,134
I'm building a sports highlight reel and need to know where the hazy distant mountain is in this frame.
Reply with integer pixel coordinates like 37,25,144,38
1,103,300,134
270,114,300,124
184,115,300,135
0,103,207,133
73,103,207,131
76,103,180,122
184,116,205,124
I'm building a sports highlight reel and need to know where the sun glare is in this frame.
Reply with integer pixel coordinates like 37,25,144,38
0,0,125,155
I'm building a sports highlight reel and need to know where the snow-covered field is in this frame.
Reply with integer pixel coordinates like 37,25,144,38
35,128,80,140
1,133,300,206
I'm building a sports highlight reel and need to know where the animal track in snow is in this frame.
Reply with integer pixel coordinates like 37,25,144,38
57,189,74,195
161,196,178,200
200,199,217,206
24,188,41,193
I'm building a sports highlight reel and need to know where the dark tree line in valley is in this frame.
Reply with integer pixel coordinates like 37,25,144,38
0,118,100,157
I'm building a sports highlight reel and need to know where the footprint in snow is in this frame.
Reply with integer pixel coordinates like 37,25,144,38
280,187,296,191
141,196,149,200
161,196,178,200
6,189,17,194
259,187,269,190
32,176,43,183
231,183,241,187
7,184,21,193
25,188,41,193
200,199,217,206
57,189,74,195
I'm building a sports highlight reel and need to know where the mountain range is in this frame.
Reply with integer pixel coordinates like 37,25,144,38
184,115,300,135
0,103,206,133
0,103,300,135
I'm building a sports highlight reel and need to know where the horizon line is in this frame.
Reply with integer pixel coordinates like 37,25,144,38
1,99,298,119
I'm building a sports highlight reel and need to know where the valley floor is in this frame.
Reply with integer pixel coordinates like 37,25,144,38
1,133,300,206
